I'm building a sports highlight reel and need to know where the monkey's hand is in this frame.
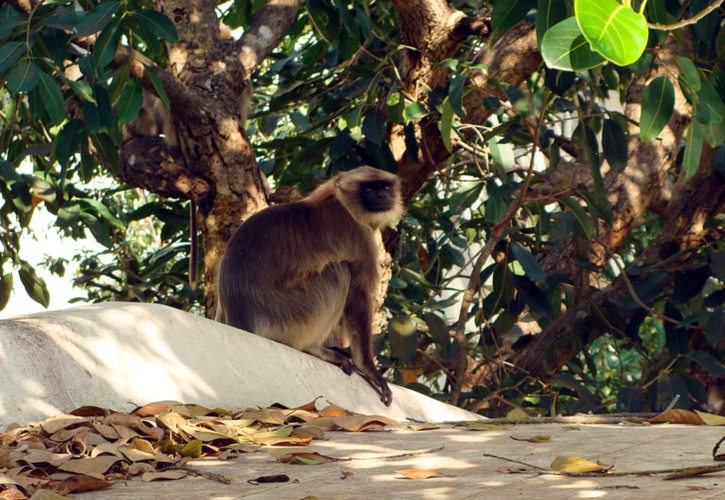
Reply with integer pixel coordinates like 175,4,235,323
355,366,392,406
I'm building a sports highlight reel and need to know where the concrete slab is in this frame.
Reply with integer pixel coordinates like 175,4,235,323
0,303,480,426
76,423,724,499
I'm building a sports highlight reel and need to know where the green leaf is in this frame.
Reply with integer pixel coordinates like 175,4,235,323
675,56,700,92
6,61,40,94
513,276,552,319
492,0,536,38
37,71,65,125
117,79,143,125
602,118,627,172
362,112,385,145
422,313,450,356
683,122,704,179
55,119,85,167
0,273,12,311
695,80,725,125
511,242,547,284
145,66,170,110
639,76,674,143
687,351,725,377
448,74,466,118
66,79,96,103
561,196,593,239
0,41,25,74
0,5,25,39
93,18,123,69
19,263,50,308
574,0,648,66
541,17,605,71
403,102,426,124
388,315,418,364
536,0,569,46
306,0,341,43
440,97,454,152
132,9,178,43
75,0,121,37
80,198,125,230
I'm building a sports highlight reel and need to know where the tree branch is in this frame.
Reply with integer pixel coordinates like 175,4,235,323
236,0,303,77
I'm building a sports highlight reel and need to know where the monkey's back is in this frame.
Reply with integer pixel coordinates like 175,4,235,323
216,198,376,349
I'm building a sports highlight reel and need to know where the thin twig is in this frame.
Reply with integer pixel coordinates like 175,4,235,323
483,453,725,477
648,0,723,31
350,445,445,461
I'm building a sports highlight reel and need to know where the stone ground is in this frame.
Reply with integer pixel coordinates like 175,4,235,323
78,422,724,499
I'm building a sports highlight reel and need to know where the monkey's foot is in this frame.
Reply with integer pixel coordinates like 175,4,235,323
355,366,392,406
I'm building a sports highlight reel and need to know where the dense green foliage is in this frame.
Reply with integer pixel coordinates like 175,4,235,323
0,0,723,416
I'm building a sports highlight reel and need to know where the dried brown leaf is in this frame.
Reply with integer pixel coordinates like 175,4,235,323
156,412,188,434
51,474,111,494
39,416,88,435
331,416,398,432
0,486,26,500
26,491,65,500
21,449,72,467
90,442,122,458
69,406,110,418
319,405,354,417
247,474,290,484
276,452,343,465
91,423,120,440
510,435,552,443
292,398,321,412
141,470,188,482
57,456,123,479
694,411,725,426
127,463,155,476
550,456,612,473
395,469,452,479
238,410,286,425
664,467,723,480
649,409,704,425
405,423,440,431
178,424,233,443
132,402,179,417
302,417,338,431
291,426,326,440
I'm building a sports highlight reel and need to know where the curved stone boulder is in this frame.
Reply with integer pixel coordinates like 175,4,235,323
0,302,480,426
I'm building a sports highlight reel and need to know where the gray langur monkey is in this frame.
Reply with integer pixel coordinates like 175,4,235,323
215,166,404,405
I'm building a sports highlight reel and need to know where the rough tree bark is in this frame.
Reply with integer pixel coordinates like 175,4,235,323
112,0,303,315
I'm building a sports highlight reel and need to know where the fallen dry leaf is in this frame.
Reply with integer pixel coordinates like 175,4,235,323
395,469,452,480
511,435,551,443
319,405,354,417
51,474,111,494
649,409,704,425
694,411,725,426
664,467,723,480
0,486,26,500
57,456,122,479
141,470,188,482
39,416,88,435
247,474,290,484
275,451,344,465
331,416,398,432
26,490,65,499
550,456,612,473
406,423,439,431
506,408,529,418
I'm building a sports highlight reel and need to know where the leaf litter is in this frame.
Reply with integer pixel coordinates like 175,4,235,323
0,399,398,498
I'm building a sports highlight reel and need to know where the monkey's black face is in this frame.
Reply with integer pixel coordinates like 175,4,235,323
359,180,396,212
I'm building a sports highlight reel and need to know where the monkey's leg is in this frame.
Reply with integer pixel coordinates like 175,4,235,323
343,287,392,406
304,345,354,375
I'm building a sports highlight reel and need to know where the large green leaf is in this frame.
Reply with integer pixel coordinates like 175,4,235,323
132,9,179,43
55,119,85,167
6,61,40,94
602,118,627,172
0,273,12,311
541,17,605,71
574,0,648,66
536,0,569,46
93,18,123,69
19,263,50,308
492,0,536,38
37,71,65,125
75,0,121,37
639,76,674,143
683,122,704,179
117,79,144,126
0,41,25,74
